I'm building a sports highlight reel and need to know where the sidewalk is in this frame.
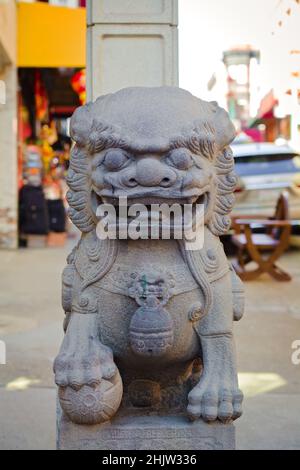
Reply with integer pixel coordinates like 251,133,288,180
0,243,299,449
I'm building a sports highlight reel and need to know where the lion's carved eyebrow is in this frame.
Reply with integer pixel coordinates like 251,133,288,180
87,119,217,160
170,137,216,160
87,120,128,154
170,121,217,160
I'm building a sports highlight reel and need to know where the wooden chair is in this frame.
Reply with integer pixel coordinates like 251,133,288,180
231,192,292,281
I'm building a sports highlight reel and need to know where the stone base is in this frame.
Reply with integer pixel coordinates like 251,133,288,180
57,412,235,450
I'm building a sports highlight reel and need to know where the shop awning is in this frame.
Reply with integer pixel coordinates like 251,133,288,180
17,2,86,68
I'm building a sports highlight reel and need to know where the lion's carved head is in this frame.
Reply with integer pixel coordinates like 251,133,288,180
67,87,237,237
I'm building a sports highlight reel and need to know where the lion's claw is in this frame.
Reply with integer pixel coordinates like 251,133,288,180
54,343,117,390
188,383,243,423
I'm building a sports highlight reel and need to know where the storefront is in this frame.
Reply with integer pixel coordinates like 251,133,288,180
18,66,86,247
15,1,86,248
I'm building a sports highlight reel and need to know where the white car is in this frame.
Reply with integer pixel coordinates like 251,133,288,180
231,142,300,222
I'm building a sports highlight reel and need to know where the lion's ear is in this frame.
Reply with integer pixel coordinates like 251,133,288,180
70,103,93,147
212,105,236,149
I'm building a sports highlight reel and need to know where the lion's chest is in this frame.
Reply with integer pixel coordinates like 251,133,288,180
94,241,201,364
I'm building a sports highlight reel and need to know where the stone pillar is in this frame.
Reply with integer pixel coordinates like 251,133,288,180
0,1,17,249
86,0,178,101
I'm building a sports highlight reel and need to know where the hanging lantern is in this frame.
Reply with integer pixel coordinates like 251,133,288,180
71,69,86,105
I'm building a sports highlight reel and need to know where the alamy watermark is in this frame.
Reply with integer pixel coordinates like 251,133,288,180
291,340,300,365
95,197,205,250
0,80,6,105
0,340,6,365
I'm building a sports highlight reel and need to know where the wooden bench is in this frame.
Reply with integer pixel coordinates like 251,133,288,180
231,192,292,281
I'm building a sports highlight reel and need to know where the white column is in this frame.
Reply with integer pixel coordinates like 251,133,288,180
86,0,178,101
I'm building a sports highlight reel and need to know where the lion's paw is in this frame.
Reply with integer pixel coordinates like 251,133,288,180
54,342,117,391
187,378,243,423
54,331,123,424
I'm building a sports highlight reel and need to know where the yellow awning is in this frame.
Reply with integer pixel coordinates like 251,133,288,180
17,2,86,68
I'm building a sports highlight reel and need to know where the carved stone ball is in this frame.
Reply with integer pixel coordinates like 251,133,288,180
58,372,123,425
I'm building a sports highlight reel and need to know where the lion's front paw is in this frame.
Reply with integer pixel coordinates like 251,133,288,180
54,343,122,425
187,335,243,423
54,342,117,390
187,378,243,423
53,313,123,424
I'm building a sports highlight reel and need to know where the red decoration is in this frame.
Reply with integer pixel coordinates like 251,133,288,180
35,70,48,121
70,69,86,105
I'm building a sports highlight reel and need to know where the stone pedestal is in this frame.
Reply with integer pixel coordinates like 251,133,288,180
58,412,235,450
86,0,178,100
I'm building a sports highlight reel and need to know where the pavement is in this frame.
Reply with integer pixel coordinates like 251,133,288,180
0,241,299,450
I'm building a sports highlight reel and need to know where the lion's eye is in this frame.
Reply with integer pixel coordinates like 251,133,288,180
168,149,192,170
104,150,129,171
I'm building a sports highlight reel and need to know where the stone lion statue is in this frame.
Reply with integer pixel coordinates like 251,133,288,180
54,87,244,427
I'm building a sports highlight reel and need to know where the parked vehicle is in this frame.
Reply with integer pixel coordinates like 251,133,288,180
231,142,300,223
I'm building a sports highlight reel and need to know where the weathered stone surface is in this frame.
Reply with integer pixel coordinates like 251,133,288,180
54,86,245,450
58,413,235,450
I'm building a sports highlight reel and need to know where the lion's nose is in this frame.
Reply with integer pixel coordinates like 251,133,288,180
134,159,177,187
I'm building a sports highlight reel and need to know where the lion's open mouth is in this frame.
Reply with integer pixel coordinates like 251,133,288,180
91,190,210,212
91,189,210,239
